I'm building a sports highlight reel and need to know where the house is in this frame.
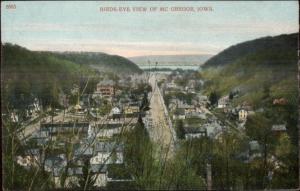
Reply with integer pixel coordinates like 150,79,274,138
239,109,248,121
33,98,41,111
177,101,196,114
124,105,139,117
217,96,229,108
40,122,91,137
26,98,41,117
185,111,206,119
185,83,196,93
23,148,41,163
110,107,121,119
63,167,83,188
271,124,287,136
96,80,115,99
106,164,134,188
249,140,262,161
90,142,124,165
166,82,177,89
94,142,123,158
93,122,125,138
74,104,86,114
44,154,67,176
184,125,207,139
202,122,222,138
16,155,39,168
74,146,94,158
173,108,186,120
187,80,197,89
272,124,286,132
10,111,19,122
45,155,68,188
249,140,260,151
168,98,180,112
91,164,108,187
273,98,288,105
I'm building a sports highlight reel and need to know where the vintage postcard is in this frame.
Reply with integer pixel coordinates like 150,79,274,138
1,1,299,190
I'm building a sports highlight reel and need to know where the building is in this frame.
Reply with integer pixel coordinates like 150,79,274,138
124,105,139,117
96,80,115,99
271,124,287,137
40,122,91,137
106,164,134,188
110,107,121,119
249,140,262,161
184,126,207,139
177,101,196,114
273,98,288,105
217,96,229,108
173,108,186,120
239,109,248,121
271,124,286,132
44,154,67,177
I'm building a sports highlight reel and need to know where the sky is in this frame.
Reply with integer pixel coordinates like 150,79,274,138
1,1,298,57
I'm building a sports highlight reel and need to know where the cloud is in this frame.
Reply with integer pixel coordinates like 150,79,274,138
5,23,114,32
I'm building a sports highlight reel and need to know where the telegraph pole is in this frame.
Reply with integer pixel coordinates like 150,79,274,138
207,163,212,190
297,1,300,190
298,44,300,189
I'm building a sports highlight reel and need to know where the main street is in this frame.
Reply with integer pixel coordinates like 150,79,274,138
148,74,176,158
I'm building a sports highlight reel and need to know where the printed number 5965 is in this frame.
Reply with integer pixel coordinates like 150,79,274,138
6,4,16,9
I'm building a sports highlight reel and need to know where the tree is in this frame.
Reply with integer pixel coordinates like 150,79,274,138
209,91,219,106
78,159,96,190
175,120,185,139
229,91,234,100
245,114,275,189
140,91,150,112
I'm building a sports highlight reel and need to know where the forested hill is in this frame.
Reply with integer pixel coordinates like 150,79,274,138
1,43,142,110
201,33,298,108
1,43,97,109
203,33,298,68
50,52,143,74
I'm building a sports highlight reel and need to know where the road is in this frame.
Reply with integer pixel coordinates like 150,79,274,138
148,74,176,158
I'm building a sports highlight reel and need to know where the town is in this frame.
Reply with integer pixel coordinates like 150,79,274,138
3,65,295,189
2,1,298,189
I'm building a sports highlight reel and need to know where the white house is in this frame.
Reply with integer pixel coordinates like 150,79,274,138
111,107,121,115
217,96,229,108
10,112,19,122
90,142,124,165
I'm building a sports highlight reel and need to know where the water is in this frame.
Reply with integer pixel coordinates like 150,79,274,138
138,65,200,71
